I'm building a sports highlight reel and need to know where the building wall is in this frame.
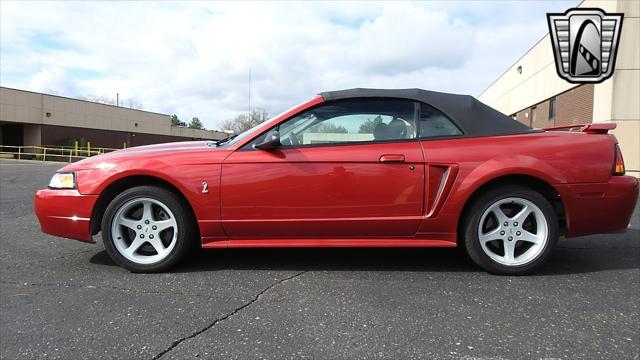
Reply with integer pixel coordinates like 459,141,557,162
606,0,640,177
512,85,594,128
39,124,205,149
23,124,42,146
479,0,639,176
302,133,373,144
0,87,227,144
555,85,595,126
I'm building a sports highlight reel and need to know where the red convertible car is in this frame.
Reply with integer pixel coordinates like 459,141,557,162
34,89,638,274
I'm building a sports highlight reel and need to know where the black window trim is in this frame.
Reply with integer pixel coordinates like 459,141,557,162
240,97,420,151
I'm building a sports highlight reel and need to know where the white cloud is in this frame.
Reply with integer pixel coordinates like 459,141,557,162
0,0,577,130
28,66,77,95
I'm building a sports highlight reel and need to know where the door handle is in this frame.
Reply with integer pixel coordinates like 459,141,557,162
379,154,405,163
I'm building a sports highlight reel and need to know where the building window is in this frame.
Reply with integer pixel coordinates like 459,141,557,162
530,106,537,127
549,97,557,120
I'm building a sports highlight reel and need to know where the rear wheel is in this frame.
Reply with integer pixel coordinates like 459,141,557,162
463,185,559,275
101,186,194,272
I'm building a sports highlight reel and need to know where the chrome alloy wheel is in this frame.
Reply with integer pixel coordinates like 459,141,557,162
477,197,549,266
111,197,178,265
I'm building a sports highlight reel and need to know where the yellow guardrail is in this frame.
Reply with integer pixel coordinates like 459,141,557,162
40,144,121,152
0,144,120,163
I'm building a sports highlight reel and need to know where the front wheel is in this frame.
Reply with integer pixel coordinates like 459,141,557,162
101,186,195,272
463,185,559,275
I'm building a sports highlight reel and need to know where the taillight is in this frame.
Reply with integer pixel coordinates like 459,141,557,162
613,144,625,176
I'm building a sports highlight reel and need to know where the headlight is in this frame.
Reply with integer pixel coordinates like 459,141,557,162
48,172,76,189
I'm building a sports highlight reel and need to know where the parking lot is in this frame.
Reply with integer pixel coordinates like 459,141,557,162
0,159,638,359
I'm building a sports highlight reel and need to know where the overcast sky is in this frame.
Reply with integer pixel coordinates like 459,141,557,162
1,1,577,130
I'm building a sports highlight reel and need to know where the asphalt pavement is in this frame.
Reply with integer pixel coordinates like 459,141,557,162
1,159,638,359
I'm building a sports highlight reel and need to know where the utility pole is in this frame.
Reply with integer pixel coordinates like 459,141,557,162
116,93,119,107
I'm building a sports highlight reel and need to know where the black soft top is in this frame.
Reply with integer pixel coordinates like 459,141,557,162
319,88,531,136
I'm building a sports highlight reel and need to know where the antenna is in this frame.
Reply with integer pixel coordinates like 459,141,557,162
248,67,252,119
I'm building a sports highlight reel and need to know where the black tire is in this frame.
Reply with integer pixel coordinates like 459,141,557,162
462,185,559,275
101,185,195,272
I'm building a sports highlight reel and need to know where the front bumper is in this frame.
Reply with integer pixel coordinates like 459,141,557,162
556,176,639,238
34,189,98,242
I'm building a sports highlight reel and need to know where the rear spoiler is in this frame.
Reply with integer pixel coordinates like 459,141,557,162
543,123,617,134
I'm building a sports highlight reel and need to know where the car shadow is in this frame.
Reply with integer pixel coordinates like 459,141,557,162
89,230,640,276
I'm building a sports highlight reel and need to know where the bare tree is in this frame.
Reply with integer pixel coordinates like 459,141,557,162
125,98,143,110
76,95,143,110
93,95,117,106
77,95,117,106
221,109,269,133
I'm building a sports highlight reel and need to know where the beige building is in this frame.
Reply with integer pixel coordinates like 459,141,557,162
479,0,639,177
0,87,227,149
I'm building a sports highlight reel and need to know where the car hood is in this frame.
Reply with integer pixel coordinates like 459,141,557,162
60,141,232,171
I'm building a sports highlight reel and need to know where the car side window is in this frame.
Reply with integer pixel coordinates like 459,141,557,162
275,99,417,147
419,103,463,138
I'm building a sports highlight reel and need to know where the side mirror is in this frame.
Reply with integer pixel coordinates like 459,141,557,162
254,130,281,150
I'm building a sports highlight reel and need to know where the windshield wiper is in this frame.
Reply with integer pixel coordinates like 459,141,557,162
215,134,238,146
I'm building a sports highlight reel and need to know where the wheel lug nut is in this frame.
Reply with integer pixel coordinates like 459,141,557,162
514,222,518,226
500,231,505,235
149,234,154,239
516,231,521,236
137,225,142,229
140,234,145,238
508,236,513,241
145,220,150,224
503,222,508,226
152,225,157,230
